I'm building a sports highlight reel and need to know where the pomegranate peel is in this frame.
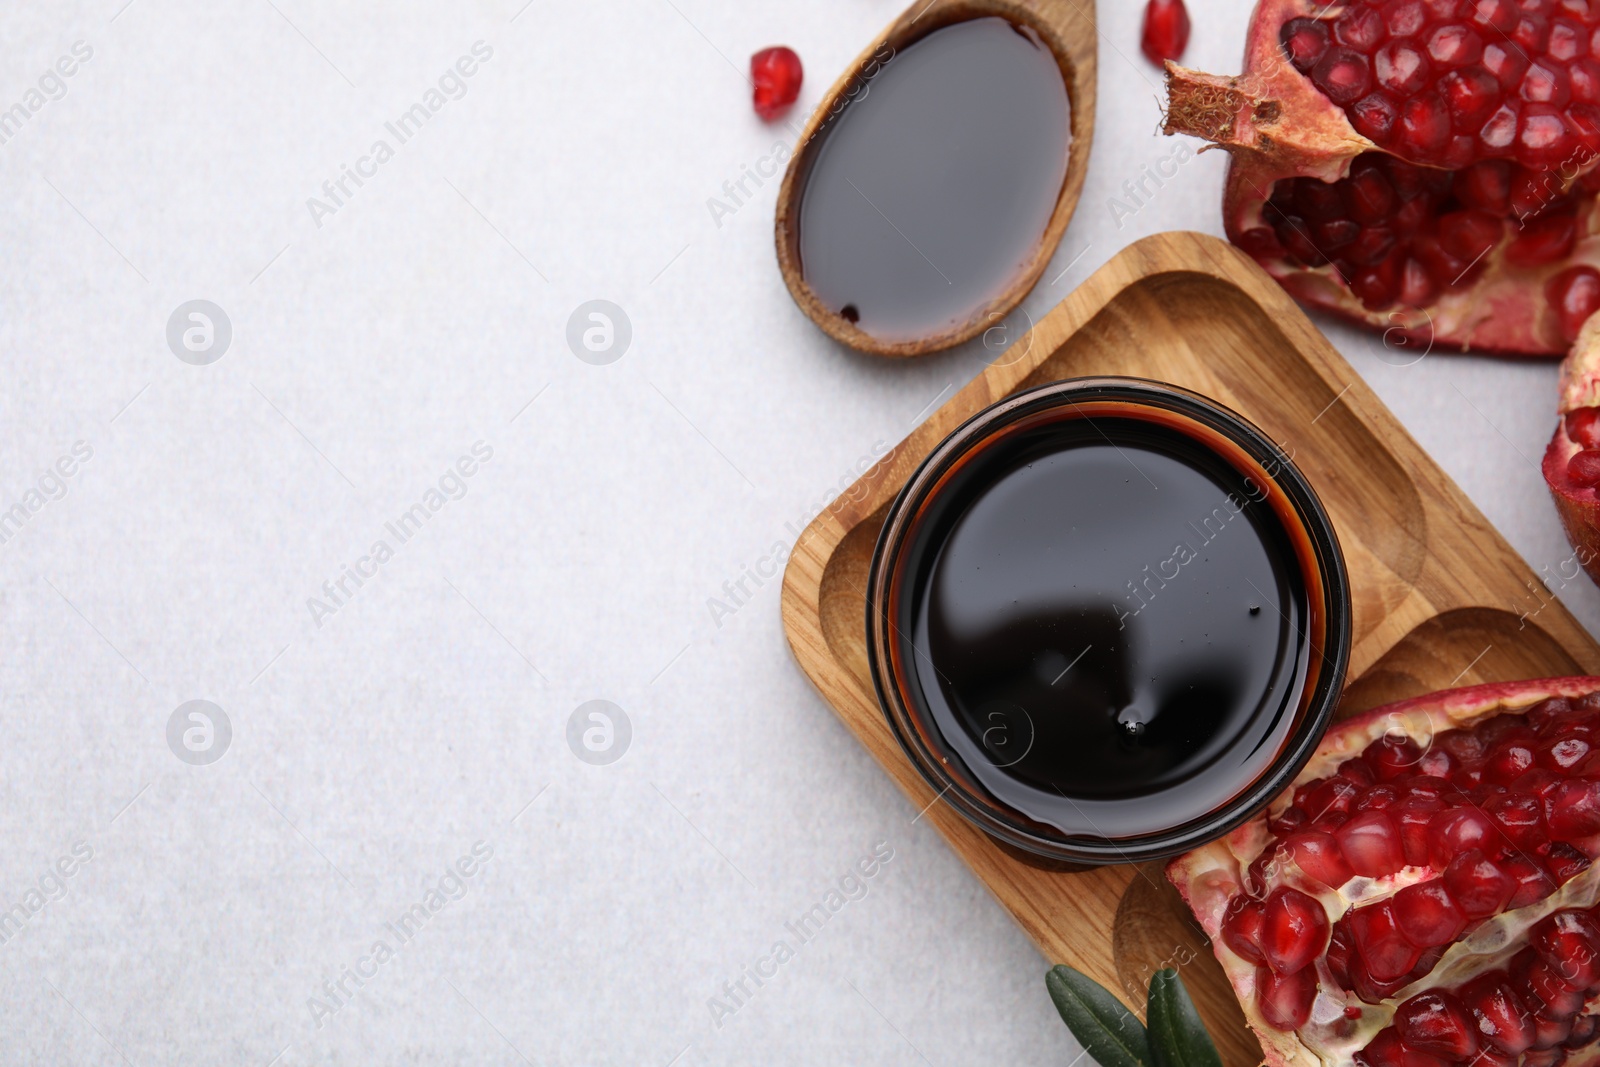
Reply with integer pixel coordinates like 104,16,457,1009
1548,320,1600,584
1168,677,1600,1067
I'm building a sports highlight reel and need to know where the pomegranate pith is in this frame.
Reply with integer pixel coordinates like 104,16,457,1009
1169,678,1600,1067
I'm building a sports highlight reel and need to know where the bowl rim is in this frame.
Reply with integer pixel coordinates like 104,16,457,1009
864,375,1354,865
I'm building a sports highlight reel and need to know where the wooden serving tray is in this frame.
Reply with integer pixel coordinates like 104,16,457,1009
779,231,1600,1067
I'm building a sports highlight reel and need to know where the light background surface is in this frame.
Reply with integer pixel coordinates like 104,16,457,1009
0,0,1588,1064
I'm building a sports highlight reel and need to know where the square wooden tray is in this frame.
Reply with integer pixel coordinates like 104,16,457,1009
779,231,1600,1067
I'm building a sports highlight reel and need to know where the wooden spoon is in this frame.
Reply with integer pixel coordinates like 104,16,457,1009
773,0,1097,359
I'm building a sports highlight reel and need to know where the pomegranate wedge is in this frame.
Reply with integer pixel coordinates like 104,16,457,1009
1170,677,1600,1067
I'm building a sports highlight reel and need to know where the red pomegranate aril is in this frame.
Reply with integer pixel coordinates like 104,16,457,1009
1548,778,1600,836
1345,161,1400,221
1525,60,1575,106
1315,48,1375,105
1269,806,1311,837
1430,807,1503,867
1357,785,1403,812
1328,920,1355,986
1398,797,1447,866
1519,14,1555,53
1428,23,1485,67
1222,897,1268,964
1570,450,1600,489
1257,964,1318,1030
1471,0,1519,34
1525,1048,1571,1067
1455,160,1513,212
1300,777,1361,821
1572,58,1600,102
1567,1014,1600,1048
1282,17,1331,74
1262,887,1330,973
1339,810,1408,877
1547,267,1600,344
1486,792,1550,848
1285,830,1357,887
1507,213,1580,268
1553,19,1586,62
1444,849,1518,919
1349,227,1399,266
1566,409,1600,450
1505,854,1560,908
1393,880,1468,946
750,47,803,121
1338,7,1387,51
1353,92,1402,143
1526,955,1588,1016
1482,100,1523,151
1545,736,1596,771
1357,1026,1451,1067
1397,92,1452,154
1396,991,1482,1059
1461,974,1538,1055
1519,102,1578,166
1535,1011,1579,1052
1543,841,1592,881
1532,909,1600,988
1314,218,1362,249
1141,0,1191,66
1353,902,1425,981
1377,41,1434,96
1487,742,1540,784
1439,68,1505,131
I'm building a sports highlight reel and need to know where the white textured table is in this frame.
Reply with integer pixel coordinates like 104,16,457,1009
1,1,1588,1064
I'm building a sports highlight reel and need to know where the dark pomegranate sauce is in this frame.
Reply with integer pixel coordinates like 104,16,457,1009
887,401,1327,841
794,17,1070,342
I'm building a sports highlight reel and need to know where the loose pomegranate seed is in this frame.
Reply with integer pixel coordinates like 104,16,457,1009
1141,0,1191,66
1222,897,1268,964
750,46,803,122
1285,830,1356,887
1547,267,1600,345
1393,881,1468,946
1567,409,1600,450
1396,991,1482,1059
1443,849,1517,919
1339,810,1408,877
1257,964,1318,1030
1352,901,1424,981
1262,887,1330,973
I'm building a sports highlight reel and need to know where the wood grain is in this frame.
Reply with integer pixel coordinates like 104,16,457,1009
773,0,1097,358
779,232,1600,1067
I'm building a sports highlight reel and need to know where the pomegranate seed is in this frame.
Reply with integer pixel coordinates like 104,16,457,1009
1299,777,1361,821
1525,955,1588,1016
1348,226,1399,266
1418,750,1458,779
750,47,803,122
1285,830,1357,887
1222,897,1268,964
1455,160,1513,212
1507,213,1580,267
1141,0,1191,65
1567,409,1600,449
1439,209,1505,261
1397,796,1447,866
1393,880,1467,946
1471,0,1519,34
1257,964,1318,1030
1352,902,1424,981
1518,102,1578,167
1377,40,1434,96
1567,1014,1600,1048
1261,887,1330,973
1460,974,1537,1054
1570,450,1600,488
1357,1026,1451,1067
1314,47,1375,104
1525,59,1575,105
1338,7,1387,51
1534,1011,1578,1051
1545,736,1596,771
1441,68,1504,130
1547,267,1600,344
1443,849,1517,919
1571,58,1600,101
1387,2,1427,37
1554,19,1586,61
1548,778,1600,837
1524,1046,1571,1067
1504,853,1559,908
1397,991,1481,1059
1518,14,1555,52
1339,810,1408,877
1486,792,1550,848
1543,840,1593,882
1269,806,1311,836
1329,919,1355,985
1429,807,1502,867
1281,18,1331,73
1487,742,1540,784
1427,23,1485,67
1481,100,1523,151
1532,909,1600,988
1352,92,1401,142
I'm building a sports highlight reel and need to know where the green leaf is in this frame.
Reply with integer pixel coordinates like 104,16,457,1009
1046,964,1151,1067
1146,968,1223,1067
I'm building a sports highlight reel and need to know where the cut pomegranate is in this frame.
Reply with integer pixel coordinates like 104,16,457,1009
1142,0,1191,66
750,46,802,122
1169,678,1600,1067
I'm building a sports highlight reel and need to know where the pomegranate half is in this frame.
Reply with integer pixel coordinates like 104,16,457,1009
1163,0,1600,584
1170,677,1600,1067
